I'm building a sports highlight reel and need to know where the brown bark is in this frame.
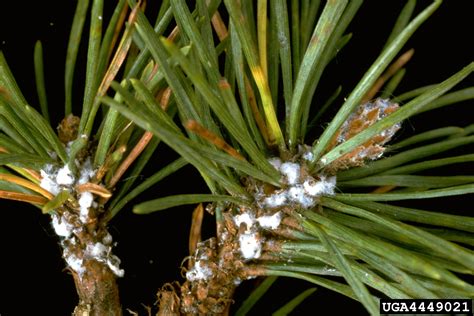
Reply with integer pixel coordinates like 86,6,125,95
54,204,123,315
72,259,122,316
157,240,239,315
155,206,280,315
156,217,244,315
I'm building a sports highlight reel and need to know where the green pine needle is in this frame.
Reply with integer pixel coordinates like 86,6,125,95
272,287,317,316
310,0,442,165
1,0,473,314
133,194,249,214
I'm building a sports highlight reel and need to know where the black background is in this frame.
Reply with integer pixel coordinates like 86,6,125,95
0,1,473,315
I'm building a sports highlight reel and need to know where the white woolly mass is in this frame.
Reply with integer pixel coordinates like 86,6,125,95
102,233,113,245
239,233,262,259
263,191,287,208
40,169,60,196
280,162,300,185
303,176,336,196
40,164,77,196
257,212,282,229
233,212,255,233
233,210,282,259
86,242,108,258
78,157,96,185
40,150,99,237
107,255,125,277
55,224,125,278
79,192,94,223
40,155,96,198
268,157,282,169
40,139,124,277
51,214,74,238
56,165,75,185
288,185,314,208
186,261,213,281
302,151,315,162
234,211,282,231
83,241,125,278
262,158,337,209
298,145,315,162
65,253,85,275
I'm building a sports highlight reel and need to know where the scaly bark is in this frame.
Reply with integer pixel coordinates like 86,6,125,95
72,259,122,316
53,203,123,315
